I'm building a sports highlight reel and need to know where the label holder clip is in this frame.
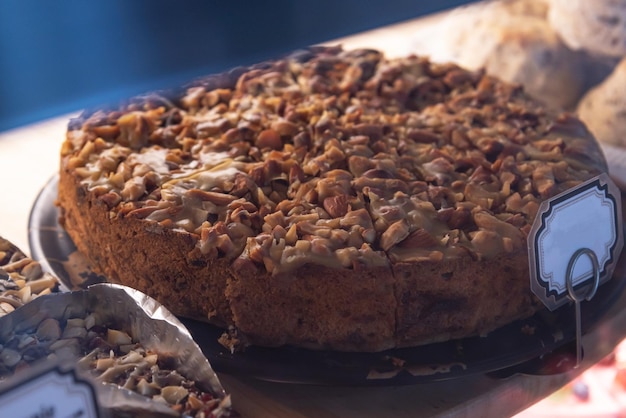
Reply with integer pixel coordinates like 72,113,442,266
565,247,600,368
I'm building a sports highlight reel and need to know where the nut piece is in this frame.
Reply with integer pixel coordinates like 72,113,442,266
160,386,189,405
107,329,133,346
323,195,349,218
256,129,282,149
380,220,410,251
36,318,62,341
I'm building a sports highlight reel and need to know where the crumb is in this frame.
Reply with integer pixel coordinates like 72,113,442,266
218,326,247,354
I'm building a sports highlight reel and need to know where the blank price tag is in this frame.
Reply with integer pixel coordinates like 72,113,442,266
528,173,623,311
528,173,623,367
0,362,101,418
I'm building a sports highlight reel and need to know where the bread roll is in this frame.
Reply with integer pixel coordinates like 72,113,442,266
577,57,626,147
499,0,549,18
548,0,626,57
578,51,620,92
410,0,584,110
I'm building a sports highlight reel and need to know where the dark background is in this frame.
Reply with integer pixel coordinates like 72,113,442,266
0,0,474,132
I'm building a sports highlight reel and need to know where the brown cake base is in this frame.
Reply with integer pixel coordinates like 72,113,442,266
58,169,542,351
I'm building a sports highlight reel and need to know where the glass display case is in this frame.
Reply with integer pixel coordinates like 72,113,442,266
1,1,626,416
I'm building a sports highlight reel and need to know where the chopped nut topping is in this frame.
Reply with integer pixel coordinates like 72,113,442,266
61,47,606,273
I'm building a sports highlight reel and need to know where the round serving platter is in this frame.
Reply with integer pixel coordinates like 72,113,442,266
28,175,626,385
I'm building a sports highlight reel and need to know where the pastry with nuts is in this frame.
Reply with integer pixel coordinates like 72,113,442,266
0,285,234,417
0,315,232,417
0,236,58,317
57,46,607,352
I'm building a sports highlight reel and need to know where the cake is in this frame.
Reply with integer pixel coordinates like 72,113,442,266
56,46,607,352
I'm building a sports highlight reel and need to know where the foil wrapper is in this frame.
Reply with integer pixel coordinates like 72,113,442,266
0,283,231,417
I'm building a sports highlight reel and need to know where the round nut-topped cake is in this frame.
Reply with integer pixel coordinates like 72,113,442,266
57,46,607,352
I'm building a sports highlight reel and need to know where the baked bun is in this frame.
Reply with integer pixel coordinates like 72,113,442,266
548,0,626,57
501,0,549,17
410,0,584,110
577,57,626,147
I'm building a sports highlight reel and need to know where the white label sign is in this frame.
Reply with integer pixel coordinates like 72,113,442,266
528,174,623,311
0,365,100,418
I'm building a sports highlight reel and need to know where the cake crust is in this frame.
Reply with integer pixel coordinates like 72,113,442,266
57,46,606,352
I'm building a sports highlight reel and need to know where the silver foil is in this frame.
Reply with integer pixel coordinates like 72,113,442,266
0,283,228,417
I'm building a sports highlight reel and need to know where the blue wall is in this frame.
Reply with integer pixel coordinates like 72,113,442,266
0,0,474,131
